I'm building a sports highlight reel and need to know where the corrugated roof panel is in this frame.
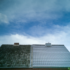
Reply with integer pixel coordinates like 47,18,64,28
32,45,70,67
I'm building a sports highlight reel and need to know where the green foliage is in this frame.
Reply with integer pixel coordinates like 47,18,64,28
68,68,70,70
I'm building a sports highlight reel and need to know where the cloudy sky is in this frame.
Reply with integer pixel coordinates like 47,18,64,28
0,0,70,51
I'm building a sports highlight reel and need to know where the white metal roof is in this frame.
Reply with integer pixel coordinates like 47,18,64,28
30,44,70,68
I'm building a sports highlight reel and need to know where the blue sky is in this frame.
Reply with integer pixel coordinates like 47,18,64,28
0,0,70,51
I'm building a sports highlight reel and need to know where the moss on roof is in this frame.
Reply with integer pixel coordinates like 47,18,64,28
0,45,30,68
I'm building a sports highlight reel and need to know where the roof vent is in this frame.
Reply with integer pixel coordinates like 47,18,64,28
45,43,51,47
14,43,19,46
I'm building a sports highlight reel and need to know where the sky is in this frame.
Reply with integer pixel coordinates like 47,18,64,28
0,0,70,51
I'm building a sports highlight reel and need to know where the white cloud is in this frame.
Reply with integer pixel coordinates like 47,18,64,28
0,25,70,52
0,13,9,24
0,0,70,52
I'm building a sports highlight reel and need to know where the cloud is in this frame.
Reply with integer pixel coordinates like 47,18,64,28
0,13,9,24
27,23,70,37
0,0,70,51
1,0,70,24
0,24,70,52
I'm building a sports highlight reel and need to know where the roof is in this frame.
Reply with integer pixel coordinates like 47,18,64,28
31,44,70,68
0,43,70,68
0,45,30,68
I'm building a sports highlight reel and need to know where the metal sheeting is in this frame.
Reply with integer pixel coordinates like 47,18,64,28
32,45,70,67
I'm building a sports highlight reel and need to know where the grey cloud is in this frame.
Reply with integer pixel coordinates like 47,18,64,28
0,13,9,24
0,0,70,24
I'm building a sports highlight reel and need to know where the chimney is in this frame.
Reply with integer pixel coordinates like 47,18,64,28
14,43,19,46
45,43,51,47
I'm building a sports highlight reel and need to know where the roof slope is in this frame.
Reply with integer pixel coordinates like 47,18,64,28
0,44,70,68
0,45,30,68
31,45,70,68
